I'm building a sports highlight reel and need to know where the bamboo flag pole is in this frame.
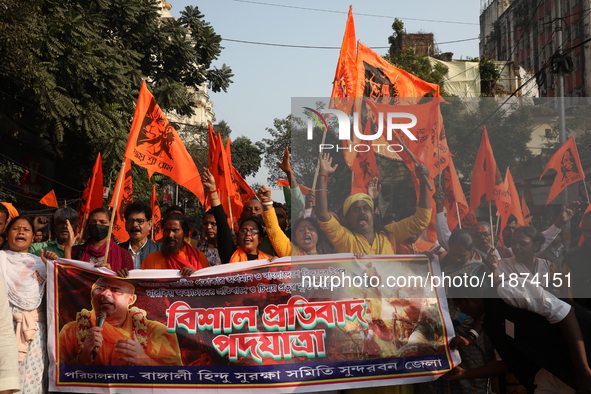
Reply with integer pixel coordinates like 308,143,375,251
395,137,434,191
488,201,494,248
582,178,591,203
227,196,235,235
456,202,462,229
103,160,126,267
437,144,442,189
311,127,329,192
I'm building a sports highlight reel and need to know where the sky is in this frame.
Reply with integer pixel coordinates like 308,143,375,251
171,0,482,188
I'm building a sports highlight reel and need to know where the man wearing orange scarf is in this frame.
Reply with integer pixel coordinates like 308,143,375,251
58,277,182,366
141,212,208,275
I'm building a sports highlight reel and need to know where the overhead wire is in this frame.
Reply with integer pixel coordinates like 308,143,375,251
222,37,479,49
231,0,479,25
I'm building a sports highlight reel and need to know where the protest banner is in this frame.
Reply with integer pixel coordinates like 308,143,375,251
48,254,459,393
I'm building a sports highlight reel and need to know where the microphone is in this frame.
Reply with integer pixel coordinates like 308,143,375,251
91,310,106,360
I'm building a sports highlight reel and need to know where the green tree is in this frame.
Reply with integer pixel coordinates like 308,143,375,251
442,98,535,187
230,136,262,178
258,113,350,210
0,0,233,199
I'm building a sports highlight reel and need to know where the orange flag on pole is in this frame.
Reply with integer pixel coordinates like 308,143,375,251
39,190,58,208
540,136,585,205
355,42,440,99
79,153,104,220
330,6,357,115
151,185,162,241
440,158,469,230
109,159,133,242
207,126,245,228
124,80,204,204
505,168,524,226
470,126,504,211
521,195,532,225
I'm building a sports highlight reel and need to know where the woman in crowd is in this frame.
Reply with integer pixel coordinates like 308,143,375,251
66,207,133,272
257,185,334,256
419,229,492,394
0,216,51,393
497,225,560,295
201,169,273,264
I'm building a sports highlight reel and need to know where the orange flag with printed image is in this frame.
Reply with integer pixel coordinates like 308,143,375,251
124,80,204,204
330,6,357,115
109,159,132,242
540,136,585,205
355,42,440,99
350,120,380,195
40,190,58,208
151,185,162,241
470,126,505,211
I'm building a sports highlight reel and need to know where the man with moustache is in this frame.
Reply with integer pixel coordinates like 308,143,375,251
141,212,208,275
58,276,182,366
29,207,79,258
118,202,161,269
315,153,432,254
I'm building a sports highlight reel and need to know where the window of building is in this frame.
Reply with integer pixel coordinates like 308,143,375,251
545,128,552,138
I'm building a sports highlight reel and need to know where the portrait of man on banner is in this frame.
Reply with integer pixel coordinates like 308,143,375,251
58,276,182,367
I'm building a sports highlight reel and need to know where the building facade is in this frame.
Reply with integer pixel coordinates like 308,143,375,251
480,0,589,99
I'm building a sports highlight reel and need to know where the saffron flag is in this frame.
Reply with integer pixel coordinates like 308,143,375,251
521,195,532,225
151,185,162,241
350,120,380,195
469,127,504,211
40,190,59,208
225,138,255,205
330,6,357,115
109,159,133,242
355,42,440,99
540,136,585,205
278,179,312,195
124,80,205,204
208,126,246,228
496,168,521,244
505,168,524,226
79,153,104,223
440,158,469,231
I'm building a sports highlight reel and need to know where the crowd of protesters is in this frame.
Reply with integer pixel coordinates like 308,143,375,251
0,149,591,394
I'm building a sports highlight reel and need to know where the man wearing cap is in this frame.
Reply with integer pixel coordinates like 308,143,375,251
58,276,182,366
315,153,431,254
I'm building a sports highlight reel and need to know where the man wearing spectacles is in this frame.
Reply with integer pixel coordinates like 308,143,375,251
119,202,161,269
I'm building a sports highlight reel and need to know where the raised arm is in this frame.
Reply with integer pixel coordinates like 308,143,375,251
202,168,235,264
258,186,291,257
315,153,338,223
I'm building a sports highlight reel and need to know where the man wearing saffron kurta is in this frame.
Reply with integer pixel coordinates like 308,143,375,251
141,212,208,275
59,277,182,366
